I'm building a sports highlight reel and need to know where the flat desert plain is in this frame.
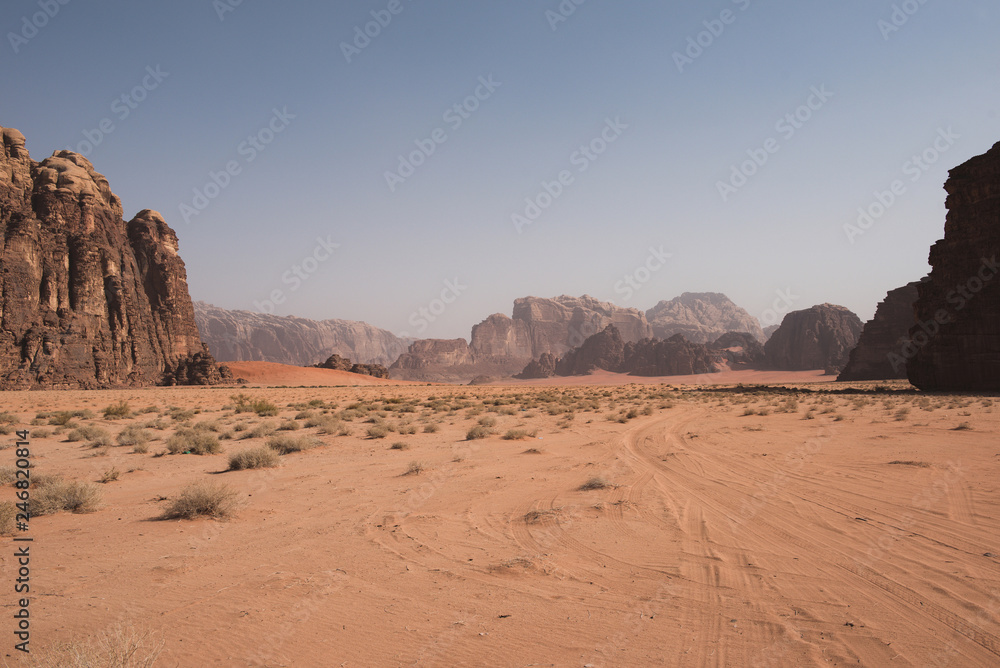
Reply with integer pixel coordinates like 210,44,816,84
1,374,998,666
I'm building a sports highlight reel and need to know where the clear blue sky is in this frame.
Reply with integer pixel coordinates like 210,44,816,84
3,0,998,339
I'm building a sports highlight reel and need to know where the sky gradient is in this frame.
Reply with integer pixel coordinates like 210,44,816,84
3,0,998,339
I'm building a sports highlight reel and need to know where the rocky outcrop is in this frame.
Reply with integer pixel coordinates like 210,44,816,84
554,325,625,376
622,335,719,377
709,331,766,368
314,353,389,379
393,295,653,382
764,304,862,372
763,324,780,340
838,282,921,381
0,125,228,389
514,352,557,379
907,142,1000,391
646,293,765,343
193,301,409,367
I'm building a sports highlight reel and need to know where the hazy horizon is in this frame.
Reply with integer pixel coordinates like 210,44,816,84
4,1,998,339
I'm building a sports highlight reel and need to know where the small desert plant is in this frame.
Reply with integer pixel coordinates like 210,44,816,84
166,429,222,455
30,480,102,515
579,476,612,491
132,442,150,455
423,423,440,433
465,425,493,440
161,481,238,519
116,425,150,447
240,421,277,440
502,429,536,440
894,407,911,421
366,424,390,439
0,501,16,534
277,419,301,431
477,416,497,428
397,423,418,435
99,467,121,483
231,393,279,417
67,425,110,443
390,442,410,450
228,446,280,470
102,400,133,420
266,434,320,455
403,461,424,476
17,621,163,668
952,422,973,431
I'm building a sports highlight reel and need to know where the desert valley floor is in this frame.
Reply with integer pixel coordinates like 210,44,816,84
1,367,998,666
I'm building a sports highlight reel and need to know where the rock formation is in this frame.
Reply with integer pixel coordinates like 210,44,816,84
554,325,625,376
313,353,389,379
709,331,766,368
907,142,1000,391
838,282,921,381
763,324,780,340
0,125,229,389
193,301,409,367
391,295,653,382
646,292,765,343
764,304,862,372
514,352,557,380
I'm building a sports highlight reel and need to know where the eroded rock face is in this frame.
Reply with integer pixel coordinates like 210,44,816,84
838,282,921,382
394,295,653,382
314,353,389,378
514,352,557,380
554,325,625,376
622,335,719,377
764,304,862,372
709,331,766,368
0,126,228,388
907,142,1000,391
646,292,765,343
193,302,410,367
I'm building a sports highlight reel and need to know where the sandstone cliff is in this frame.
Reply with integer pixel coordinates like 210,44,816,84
764,304,862,372
646,292,765,343
0,125,229,389
838,282,921,382
314,353,389,379
193,301,409,367
907,142,1000,391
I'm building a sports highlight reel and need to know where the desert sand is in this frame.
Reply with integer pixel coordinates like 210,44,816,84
1,374,998,667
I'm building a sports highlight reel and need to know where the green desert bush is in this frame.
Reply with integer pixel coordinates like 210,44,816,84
228,447,280,470
166,429,222,455
161,481,238,519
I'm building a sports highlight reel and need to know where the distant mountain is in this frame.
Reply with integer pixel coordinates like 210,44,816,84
193,302,410,367
390,295,653,382
764,304,862,372
645,292,765,343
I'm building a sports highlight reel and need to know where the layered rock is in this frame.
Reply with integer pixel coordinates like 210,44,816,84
907,142,1000,391
646,292,765,343
514,352,557,380
764,304,862,372
193,301,409,367
0,125,228,389
314,353,388,379
622,335,719,377
838,282,921,381
393,295,653,382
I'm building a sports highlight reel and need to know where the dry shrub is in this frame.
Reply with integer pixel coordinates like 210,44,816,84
17,621,163,668
579,476,612,491
228,447,280,470
0,501,15,535
161,481,238,520
116,426,150,447
102,400,133,420
166,429,221,455
30,480,102,516
465,425,493,441
266,434,319,455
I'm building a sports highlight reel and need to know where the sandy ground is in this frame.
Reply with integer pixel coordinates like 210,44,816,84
0,377,998,667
